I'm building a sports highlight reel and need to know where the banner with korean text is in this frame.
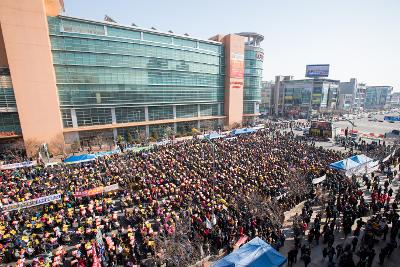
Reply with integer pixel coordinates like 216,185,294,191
74,184,119,198
2,194,61,212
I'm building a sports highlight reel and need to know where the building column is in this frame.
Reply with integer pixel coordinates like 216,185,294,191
71,109,78,128
172,105,177,119
197,120,201,130
144,106,149,121
145,125,150,137
112,128,117,141
111,108,116,124
218,103,222,115
198,104,201,117
173,122,177,133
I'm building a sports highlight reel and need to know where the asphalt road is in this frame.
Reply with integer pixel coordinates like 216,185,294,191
333,113,400,135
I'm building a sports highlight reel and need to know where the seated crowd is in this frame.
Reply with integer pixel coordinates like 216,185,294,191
0,129,348,266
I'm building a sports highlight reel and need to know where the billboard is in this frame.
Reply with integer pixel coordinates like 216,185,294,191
306,64,330,77
230,52,244,79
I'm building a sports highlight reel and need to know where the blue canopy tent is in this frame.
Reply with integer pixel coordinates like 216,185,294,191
348,154,373,165
64,154,96,164
212,237,286,267
204,132,224,140
95,148,121,157
329,158,359,171
231,128,257,136
329,154,376,176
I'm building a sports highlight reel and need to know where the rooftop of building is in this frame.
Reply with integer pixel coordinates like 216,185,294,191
366,85,393,89
236,32,264,46
58,15,222,45
283,78,340,83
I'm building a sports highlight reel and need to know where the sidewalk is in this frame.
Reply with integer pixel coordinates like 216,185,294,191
279,173,400,267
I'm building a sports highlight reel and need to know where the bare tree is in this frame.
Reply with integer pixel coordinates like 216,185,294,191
24,138,41,158
154,216,202,267
202,120,214,133
231,191,284,230
164,126,176,140
70,139,81,154
49,133,66,156
93,133,108,149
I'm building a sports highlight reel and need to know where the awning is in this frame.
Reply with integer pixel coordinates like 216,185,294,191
64,154,96,164
231,128,257,136
204,132,224,140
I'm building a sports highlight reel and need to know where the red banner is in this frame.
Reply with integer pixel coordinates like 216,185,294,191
74,184,119,198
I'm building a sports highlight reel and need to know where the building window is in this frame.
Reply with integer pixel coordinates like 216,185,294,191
61,109,73,128
176,105,198,118
75,108,112,126
0,112,21,134
243,102,255,114
115,107,145,123
148,106,173,121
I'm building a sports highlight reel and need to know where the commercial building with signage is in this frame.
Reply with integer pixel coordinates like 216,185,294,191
282,78,339,118
0,0,263,149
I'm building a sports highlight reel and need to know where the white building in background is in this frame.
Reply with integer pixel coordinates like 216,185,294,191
354,83,367,111
388,92,400,108
338,78,367,112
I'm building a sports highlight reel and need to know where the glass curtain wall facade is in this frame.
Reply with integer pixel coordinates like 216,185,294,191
283,79,339,118
0,68,21,135
47,16,225,140
283,80,313,118
365,86,393,110
243,46,263,116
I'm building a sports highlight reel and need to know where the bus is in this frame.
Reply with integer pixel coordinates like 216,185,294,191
384,116,400,122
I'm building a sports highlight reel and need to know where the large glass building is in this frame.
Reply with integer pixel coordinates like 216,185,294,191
365,86,393,110
237,33,264,124
0,0,263,150
282,79,339,118
0,68,21,136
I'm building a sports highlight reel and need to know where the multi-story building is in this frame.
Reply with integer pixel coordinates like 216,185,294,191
338,78,357,111
389,92,400,108
365,86,393,110
272,75,293,116
338,78,367,112
282,78,339,118
0,0,263,150
354,83,367,111
260,81,273,115
239,33,264,124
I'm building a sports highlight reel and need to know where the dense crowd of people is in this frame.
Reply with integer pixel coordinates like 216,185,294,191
0,127,346,266
287,153,400,267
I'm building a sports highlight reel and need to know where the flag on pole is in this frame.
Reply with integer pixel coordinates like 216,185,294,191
95,228,105,261
92,245,101,267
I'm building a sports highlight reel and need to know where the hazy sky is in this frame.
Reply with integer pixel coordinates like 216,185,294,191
64,0,400,90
